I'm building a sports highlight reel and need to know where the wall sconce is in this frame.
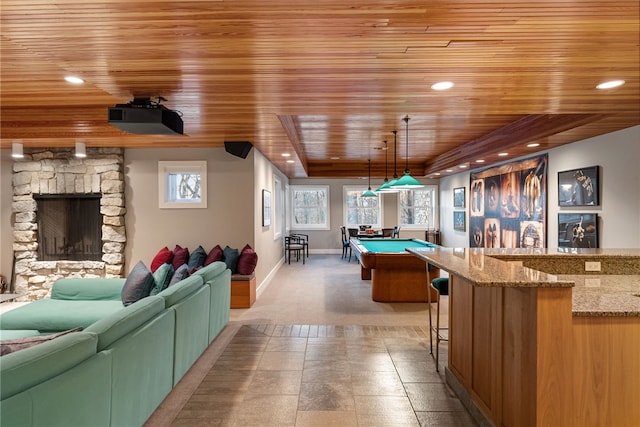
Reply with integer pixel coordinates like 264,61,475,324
75,142,87,158
11,142,24,159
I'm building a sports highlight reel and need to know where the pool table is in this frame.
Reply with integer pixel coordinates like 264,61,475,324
350,238,441,302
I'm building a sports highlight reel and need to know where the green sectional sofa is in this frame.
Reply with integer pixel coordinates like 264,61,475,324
0,261,231,427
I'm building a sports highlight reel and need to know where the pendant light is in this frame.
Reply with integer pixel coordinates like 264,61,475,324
362,159,377,198
377,130,400,193
391,115,423,189
374,140,389,192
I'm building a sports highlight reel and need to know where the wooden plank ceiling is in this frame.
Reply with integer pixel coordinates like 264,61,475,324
1,1,638,179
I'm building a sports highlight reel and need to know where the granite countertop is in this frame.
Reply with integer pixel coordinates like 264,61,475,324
407,247,640,317
563,274,640,317
406,247,574,288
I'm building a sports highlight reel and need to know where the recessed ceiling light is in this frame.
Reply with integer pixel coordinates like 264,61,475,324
286,160,295,163
431,81,454,91
459,164,467,169
445,169,454,173
330,156,340,160
527,143,540,148
475,159,485,163
498,152,509,157
281,153,291,157
64,76,84,84
434,172,441,176
596,80,625,90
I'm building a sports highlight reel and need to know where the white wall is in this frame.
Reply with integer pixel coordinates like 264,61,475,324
440,125,640,248
251,149,289,282
124,147,255,271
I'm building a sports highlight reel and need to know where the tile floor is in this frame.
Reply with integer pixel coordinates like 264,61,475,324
144,254,477,426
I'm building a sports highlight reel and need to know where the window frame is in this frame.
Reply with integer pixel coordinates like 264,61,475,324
289,185,330,231
273,176,284,240
158,160,207,209
343,185,383,229
397,185,438,230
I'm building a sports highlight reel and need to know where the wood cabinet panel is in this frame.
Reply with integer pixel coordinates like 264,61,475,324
449,275,473,387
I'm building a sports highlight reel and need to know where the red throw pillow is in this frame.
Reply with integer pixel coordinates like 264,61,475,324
204,244,224,266
150,246,173,272
172,245,190,270
237,244,258,275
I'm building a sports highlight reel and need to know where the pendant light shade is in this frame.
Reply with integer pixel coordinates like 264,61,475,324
377,130,400,193
391,115,423,189
362,159,378,198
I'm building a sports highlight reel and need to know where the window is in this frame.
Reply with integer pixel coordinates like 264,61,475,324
290,185,330,230
398,185,438,229
344,186,382,228
158,161,207,209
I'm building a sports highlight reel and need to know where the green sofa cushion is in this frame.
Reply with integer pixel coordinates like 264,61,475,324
191,260,227,284
0,331,98,400
84,296,165,351
157,274,203,308
0,299,124,331
51,278,126,301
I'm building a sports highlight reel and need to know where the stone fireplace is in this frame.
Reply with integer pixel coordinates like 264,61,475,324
12,148,126,300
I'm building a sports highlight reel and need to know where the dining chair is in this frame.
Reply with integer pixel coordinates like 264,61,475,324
340,226,351,260
284,235,305,264
290,233,309,258
382,228,394,238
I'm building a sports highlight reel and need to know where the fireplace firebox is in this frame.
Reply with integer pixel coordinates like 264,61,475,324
35,194,102,261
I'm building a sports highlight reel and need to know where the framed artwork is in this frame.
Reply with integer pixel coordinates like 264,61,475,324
453,211,466,231
262,189,271,227
469,154,547,248
558,213,598,248
558,166,599,206
453,187,465,208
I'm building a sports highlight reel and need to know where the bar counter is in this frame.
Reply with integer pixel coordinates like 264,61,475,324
407,247,640,427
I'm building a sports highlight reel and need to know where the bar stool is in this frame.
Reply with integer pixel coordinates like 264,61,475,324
428,276,449,371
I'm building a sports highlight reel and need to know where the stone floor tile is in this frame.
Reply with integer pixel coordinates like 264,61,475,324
404,382,466,412
347,352,396,371
257,351,305,371
230,394,298,426
297,382,355,411
354,395,415,414
245,370,302,395
351,370,406,396
265,336,308,352
295,410,358,426
415,410,478,426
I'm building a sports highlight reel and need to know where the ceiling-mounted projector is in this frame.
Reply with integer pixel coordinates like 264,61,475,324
108,97,183,135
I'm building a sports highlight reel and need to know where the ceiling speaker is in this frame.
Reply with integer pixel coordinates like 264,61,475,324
224,141,253,159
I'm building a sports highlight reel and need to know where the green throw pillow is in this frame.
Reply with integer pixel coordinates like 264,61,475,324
150,263,174,295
